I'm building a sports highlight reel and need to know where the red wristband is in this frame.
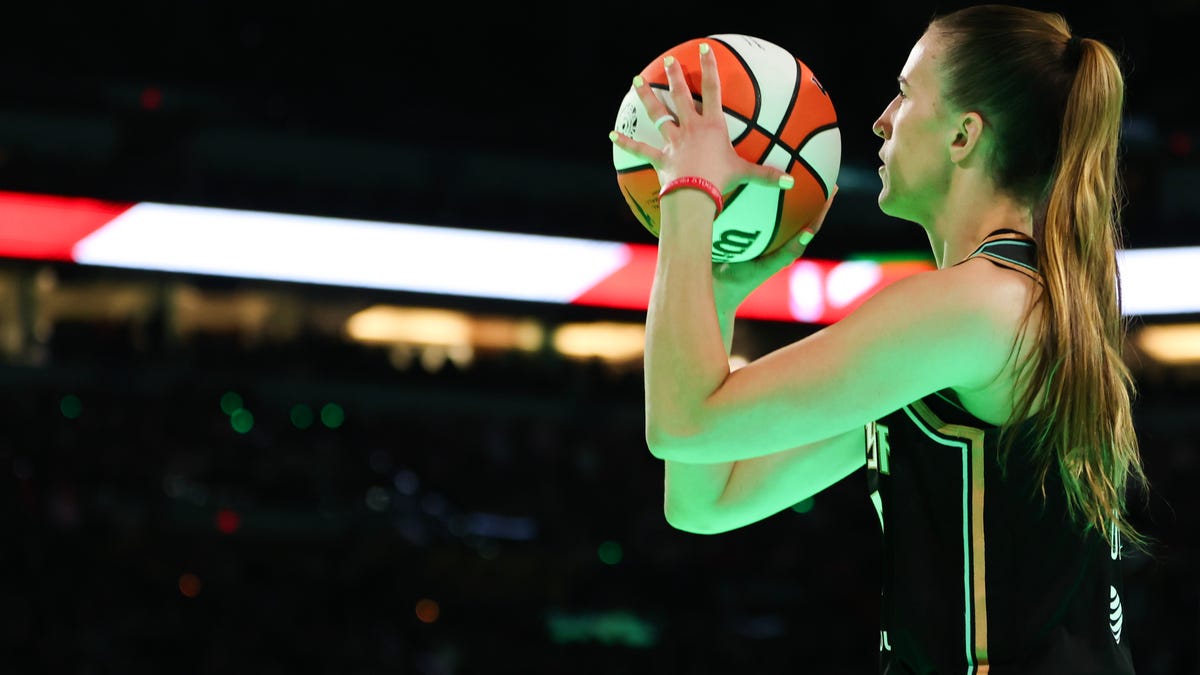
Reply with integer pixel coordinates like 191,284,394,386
658,176,724,216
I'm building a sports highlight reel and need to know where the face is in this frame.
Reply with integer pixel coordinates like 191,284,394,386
872,31,955,224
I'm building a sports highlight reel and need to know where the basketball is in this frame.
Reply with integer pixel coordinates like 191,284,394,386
612,34,841,263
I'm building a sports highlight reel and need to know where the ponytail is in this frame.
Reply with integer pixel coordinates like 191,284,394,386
1010,37,1153,555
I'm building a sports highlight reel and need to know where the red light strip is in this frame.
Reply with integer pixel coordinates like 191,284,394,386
0,189,948,324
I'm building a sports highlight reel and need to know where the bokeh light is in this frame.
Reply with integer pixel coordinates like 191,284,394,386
415,598,440,624
60,394,82,419
320,403,345,429
178,572,202,598
220,391,243,416
215,508,241,534
598,540,623,565
230,408,254,434
290,403,314,429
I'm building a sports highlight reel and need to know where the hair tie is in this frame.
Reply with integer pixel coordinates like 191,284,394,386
1065,34,1084,67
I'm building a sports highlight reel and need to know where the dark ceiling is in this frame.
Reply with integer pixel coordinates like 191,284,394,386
0,0,1195,256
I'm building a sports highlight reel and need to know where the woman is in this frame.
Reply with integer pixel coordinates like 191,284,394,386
609,4,1154,672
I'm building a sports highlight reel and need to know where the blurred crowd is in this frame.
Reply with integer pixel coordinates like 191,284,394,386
1,316,1197,674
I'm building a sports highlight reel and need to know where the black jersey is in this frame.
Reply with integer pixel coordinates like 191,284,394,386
865,230,1135,674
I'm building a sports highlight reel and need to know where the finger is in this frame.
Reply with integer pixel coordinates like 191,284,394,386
663,55,696,124
760,229,816,273
631,75,674,126
609,129,663,164
698,42,720,118
743,162,795,190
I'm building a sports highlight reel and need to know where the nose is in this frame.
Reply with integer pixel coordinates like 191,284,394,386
872,99,893,140
872,114,889,140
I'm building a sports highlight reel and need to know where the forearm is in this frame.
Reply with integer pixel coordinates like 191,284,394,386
662,458,733,532
659,304,738,528
644,190,730,444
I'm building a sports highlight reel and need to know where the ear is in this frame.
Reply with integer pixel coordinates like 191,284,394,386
948,111,985,164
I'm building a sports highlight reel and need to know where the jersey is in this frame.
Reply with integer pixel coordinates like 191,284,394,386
865,229,1135,674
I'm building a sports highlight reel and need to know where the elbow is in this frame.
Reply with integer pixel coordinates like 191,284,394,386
663,501,726,535
645,399,705,453
644,419,704,461
645,427,674,461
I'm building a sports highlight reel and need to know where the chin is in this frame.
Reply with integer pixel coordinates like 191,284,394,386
877,190,896,216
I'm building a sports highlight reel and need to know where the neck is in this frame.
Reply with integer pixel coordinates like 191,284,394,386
924,172,1033,269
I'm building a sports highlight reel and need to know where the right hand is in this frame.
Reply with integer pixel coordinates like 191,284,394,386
610,44,792,197
712,185,838,312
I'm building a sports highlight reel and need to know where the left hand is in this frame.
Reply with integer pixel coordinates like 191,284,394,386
609,42,792,194
712,185,838,312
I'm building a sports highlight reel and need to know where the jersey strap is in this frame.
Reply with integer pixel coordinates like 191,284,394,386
958,228,1039,280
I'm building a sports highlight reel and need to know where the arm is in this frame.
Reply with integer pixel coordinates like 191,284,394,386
661,285,865,536
628,47,927,464
618,42,1023,531
664,427,864,535
649,264,1013,463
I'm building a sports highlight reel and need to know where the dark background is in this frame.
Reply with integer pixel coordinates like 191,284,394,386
1,1,1198,673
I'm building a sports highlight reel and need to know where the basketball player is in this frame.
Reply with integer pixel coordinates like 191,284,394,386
609,4,1153,672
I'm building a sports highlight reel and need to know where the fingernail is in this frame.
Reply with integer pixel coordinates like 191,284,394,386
798,229,814,246
609,130,618,142
699,43,710,55
664,56,676,68
633,75,644,88
778,175,795,190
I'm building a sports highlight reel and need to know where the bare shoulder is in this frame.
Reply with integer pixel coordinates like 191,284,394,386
937,257,1043,387
846,254,1036,329
941,256,1040,319
826,256,1040,391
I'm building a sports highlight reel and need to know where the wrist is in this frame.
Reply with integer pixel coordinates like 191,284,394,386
659,176,724,217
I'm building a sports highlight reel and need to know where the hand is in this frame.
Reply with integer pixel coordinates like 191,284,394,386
609,42,792,195
712,186,838,312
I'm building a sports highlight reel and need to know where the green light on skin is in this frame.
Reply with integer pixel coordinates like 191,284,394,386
220,391,243,416
792,497,815,514
845,251,934,264
60,394,83,419
290,403,315,430
230,408,254,434
320,403,345,429
598,540,623,565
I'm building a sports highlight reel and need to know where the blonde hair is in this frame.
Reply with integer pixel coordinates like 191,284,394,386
931,4,1155,555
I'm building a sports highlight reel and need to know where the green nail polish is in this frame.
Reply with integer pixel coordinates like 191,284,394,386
608,130,618,142
779,175,795,189
699,43,710,55
633,75,644,88
664,56,675,68
798,230,814,246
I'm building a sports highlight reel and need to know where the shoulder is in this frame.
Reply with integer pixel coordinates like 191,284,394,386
852,256,1035,327
827,256,1039,389
946,255,1042,331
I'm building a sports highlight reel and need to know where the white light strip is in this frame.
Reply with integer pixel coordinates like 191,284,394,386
72,202,632,303
1118,247,1200,316
60,198,1200,317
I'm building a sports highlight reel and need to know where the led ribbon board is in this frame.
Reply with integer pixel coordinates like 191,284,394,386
0,190,1196,322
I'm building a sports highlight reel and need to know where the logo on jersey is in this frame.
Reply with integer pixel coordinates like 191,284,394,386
1109,585,1123,644
866,422,891,532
